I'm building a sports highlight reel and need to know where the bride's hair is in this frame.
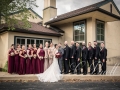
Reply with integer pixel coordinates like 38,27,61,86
54,44,57,48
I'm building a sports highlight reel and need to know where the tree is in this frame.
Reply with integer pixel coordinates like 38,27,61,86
0,0,38,30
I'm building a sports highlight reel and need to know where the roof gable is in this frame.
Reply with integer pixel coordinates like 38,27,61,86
100,0,120,16
45,0,120,24
28,8,43,20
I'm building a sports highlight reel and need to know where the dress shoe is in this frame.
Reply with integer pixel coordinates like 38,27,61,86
83,73,87,75
77,72,81,75
64,72,68,74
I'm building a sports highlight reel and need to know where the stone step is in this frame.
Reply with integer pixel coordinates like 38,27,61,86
0,74,120,81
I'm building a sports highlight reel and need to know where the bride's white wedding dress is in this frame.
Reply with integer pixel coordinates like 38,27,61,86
36,49,62,82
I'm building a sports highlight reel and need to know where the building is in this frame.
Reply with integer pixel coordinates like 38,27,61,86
0,0,120,68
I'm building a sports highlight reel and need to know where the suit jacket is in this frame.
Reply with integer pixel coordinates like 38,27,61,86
87,46,94,60
82,45,88,60
93,45,100,59
69,44,76,58
64,45,69,59
100,47,107,61
76,46,81,60
58,47,64,56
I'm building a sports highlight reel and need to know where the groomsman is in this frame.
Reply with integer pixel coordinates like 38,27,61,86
75,42,81,74
93,41,100,75
82,42,88,75
64,41,70,74
87,42,94,74
69,41,76,74
100,42,107,75
58,43,64,74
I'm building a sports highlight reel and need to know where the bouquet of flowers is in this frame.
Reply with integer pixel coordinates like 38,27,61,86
17,50,20,53
44,56,48,59
55,52,61,58
10,52,14,56
29,55,32,59
39,56,43,60
33,54,37,59
24,54,28,58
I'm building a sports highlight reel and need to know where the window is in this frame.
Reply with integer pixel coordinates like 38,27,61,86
96,20,105,45
16,38,25,47
36,40,43,47
73,20,86,45
15,36,52,48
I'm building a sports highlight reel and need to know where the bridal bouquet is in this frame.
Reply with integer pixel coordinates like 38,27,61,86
24,54,28,58
10,52,14,56
55,52,61,58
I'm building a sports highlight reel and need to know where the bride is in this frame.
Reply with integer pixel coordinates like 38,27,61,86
36,44,63,82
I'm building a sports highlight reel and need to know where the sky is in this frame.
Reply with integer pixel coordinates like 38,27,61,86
33,0,120,17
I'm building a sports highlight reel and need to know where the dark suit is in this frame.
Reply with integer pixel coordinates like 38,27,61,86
100,47,107,74
58,47,64,73
69,44,76,73
64,45,70,74
87,46,94,74
75,46,81,74
93,45,100,74
82,45,88,74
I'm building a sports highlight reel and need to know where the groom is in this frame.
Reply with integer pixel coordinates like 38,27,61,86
58,43,64,74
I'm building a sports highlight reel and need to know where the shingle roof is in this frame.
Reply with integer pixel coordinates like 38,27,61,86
0,22,62,36
45,0,120,24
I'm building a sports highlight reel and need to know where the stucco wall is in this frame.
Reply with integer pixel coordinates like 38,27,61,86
0,32,9,68
105,21,120,58
57,22,73,45
86,18,96,45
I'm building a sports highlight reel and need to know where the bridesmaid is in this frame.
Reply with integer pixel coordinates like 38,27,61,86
26,44,32,74
14,44,21,74
31,44,37,74
8,44,15,74
48,42,54,67
44,42,49,71
37,44,45,73
19,45,27,75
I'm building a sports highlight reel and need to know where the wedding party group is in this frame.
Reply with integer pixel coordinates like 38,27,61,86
8,40,107,82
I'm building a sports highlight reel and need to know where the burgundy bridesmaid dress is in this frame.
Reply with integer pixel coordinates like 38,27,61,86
36,52,40,74
8,49,15,74
31,49,37,74
26,49,32,74
14,50,20,74
38,48,45,73
19,50,26,75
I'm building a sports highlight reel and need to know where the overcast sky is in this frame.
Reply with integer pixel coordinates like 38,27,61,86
33,0,120,17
